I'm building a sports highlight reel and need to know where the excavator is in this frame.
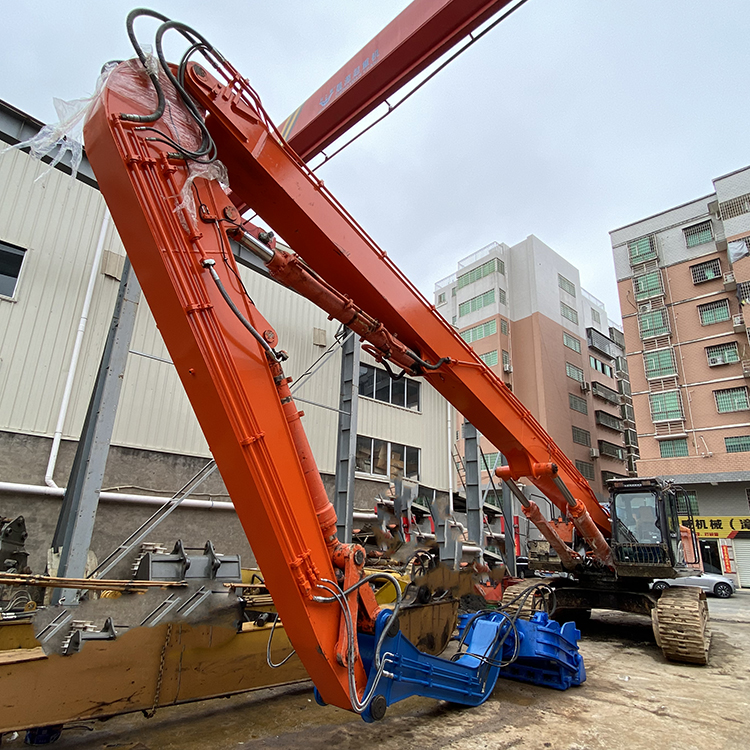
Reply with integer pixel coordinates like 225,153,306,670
79,4,709,722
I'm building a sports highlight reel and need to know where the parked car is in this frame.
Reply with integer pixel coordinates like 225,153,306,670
651,570,736,598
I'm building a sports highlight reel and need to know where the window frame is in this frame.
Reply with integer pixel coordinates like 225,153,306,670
355,435,420,481
705,341,740,366
659,438,689,458
560,301,579,325
558,274,576,296
358,363,420,411
0,240,27,300
566,362,585,382
684,221,714,249
698,299,731,326
690,257,721,284
563,332,581,353
649,390,683,422
461,318,497,344
725,436,750,453
714,387,750,414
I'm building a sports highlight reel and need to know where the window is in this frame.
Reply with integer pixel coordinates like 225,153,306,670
575,460,595,481
355,435,419,480
599,440,624,460
566,362,584,382
591,308,601,325
633,271,663,301
649,391,683,422
719,193,750,220
457,258,500,289
639,308,670,338
498,288,507,305
698,299,731,325
714,387,750,413
738,280,750,305
643,349,676,379
621,403,635,422
624,428,639,447
461,319,496,343
502,349,510,368
684,221,713,249
595,410,623,431
563,332,581,353
560,302,579,325
569,393,588,414
725,436,750,453
572,426,591,446
705,341,740,366
0,241,26,298
437,292,446,304
500,318,509,335
479,350,498,367
558,274,576,296
677,490,699,516
481,451,502,471
628,235,657,264
589,355,613,378
459,289,495,317
660,439,689,458
591,381,620,405
690,258,721,284
452,315,457,325
358,364,420,410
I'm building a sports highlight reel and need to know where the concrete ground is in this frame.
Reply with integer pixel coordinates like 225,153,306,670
4,592,749,750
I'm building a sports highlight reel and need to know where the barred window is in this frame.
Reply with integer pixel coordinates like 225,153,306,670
677,490,699,516
558,274,576,296
599,440,624,460
628,235,657,264
725,436,750,453
502,349,510,367
690,258,721,284
714,387,750,413
459,289,495,317
479,350,498,366
633,271,663,301
498,288,507,305
698,299,731,326
457,258,499,289
572,426,591,446
684,221,713,249
461,319,497,343
643,348,676,379
563,332,581,353
591,308,601,325
561,302,579,325
500,318,509,335
566,362,585,382
718,193,750,220
639,308,670,338
569,393,588,414
660,439,689,458
706,342,740,366
738,281,750,305
575,460,595,480
649,391,683,422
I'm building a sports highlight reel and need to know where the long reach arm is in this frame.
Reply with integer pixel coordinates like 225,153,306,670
84,11,591,718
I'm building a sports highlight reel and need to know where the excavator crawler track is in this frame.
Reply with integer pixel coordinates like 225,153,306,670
501,580,553,620
651,586,710,665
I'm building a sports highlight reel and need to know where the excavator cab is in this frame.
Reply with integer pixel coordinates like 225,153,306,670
606,477,683,578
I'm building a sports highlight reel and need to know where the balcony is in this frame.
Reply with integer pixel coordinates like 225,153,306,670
596,410,623,432
724,271,737,292
587,327,617,358
598,440,625,461
592,381,621,406
734,314,747,334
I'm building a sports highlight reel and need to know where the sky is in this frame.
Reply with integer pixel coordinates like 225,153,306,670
3,0,750,322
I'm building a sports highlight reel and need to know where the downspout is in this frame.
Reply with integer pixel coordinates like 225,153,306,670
447,400,453,514
45,211,110,487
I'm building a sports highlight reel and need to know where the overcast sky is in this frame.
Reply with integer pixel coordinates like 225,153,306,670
3,0,749,322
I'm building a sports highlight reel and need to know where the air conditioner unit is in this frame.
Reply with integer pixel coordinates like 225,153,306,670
590,448,600,459
708,356,724,366
503,364,513,373
580,381,591,393
639,303,652,313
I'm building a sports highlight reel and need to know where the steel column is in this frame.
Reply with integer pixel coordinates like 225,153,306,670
463,420,482,546
52,259,141,604
501,454,516,576
334,329,359,542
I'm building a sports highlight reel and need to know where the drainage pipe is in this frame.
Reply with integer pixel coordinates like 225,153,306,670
45,211,111,487
0,481,235,510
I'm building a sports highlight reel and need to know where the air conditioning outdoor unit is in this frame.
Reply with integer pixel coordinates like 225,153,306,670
580,381,591,393
708,356,724,366
639,303,652,313
503,364,513,373
590,448,600,459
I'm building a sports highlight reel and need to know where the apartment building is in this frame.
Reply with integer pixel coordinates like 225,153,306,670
435,236,633,501
610,165,750,585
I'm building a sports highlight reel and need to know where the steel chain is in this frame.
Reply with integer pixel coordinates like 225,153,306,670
144,622,173,718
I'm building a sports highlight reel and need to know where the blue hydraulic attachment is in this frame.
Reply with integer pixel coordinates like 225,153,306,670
316,608,586,722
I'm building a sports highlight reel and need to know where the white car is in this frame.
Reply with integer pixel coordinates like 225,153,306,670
652,571,736,599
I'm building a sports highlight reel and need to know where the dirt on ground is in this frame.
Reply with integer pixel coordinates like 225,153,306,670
5,594,748,750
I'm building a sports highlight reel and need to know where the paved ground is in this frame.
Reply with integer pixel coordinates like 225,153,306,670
5,592,748,750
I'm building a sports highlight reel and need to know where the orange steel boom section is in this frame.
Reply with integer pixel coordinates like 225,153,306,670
280,0,519,161
181,63,611,537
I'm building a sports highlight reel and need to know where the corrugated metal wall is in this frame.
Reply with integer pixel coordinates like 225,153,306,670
0,147,449,488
